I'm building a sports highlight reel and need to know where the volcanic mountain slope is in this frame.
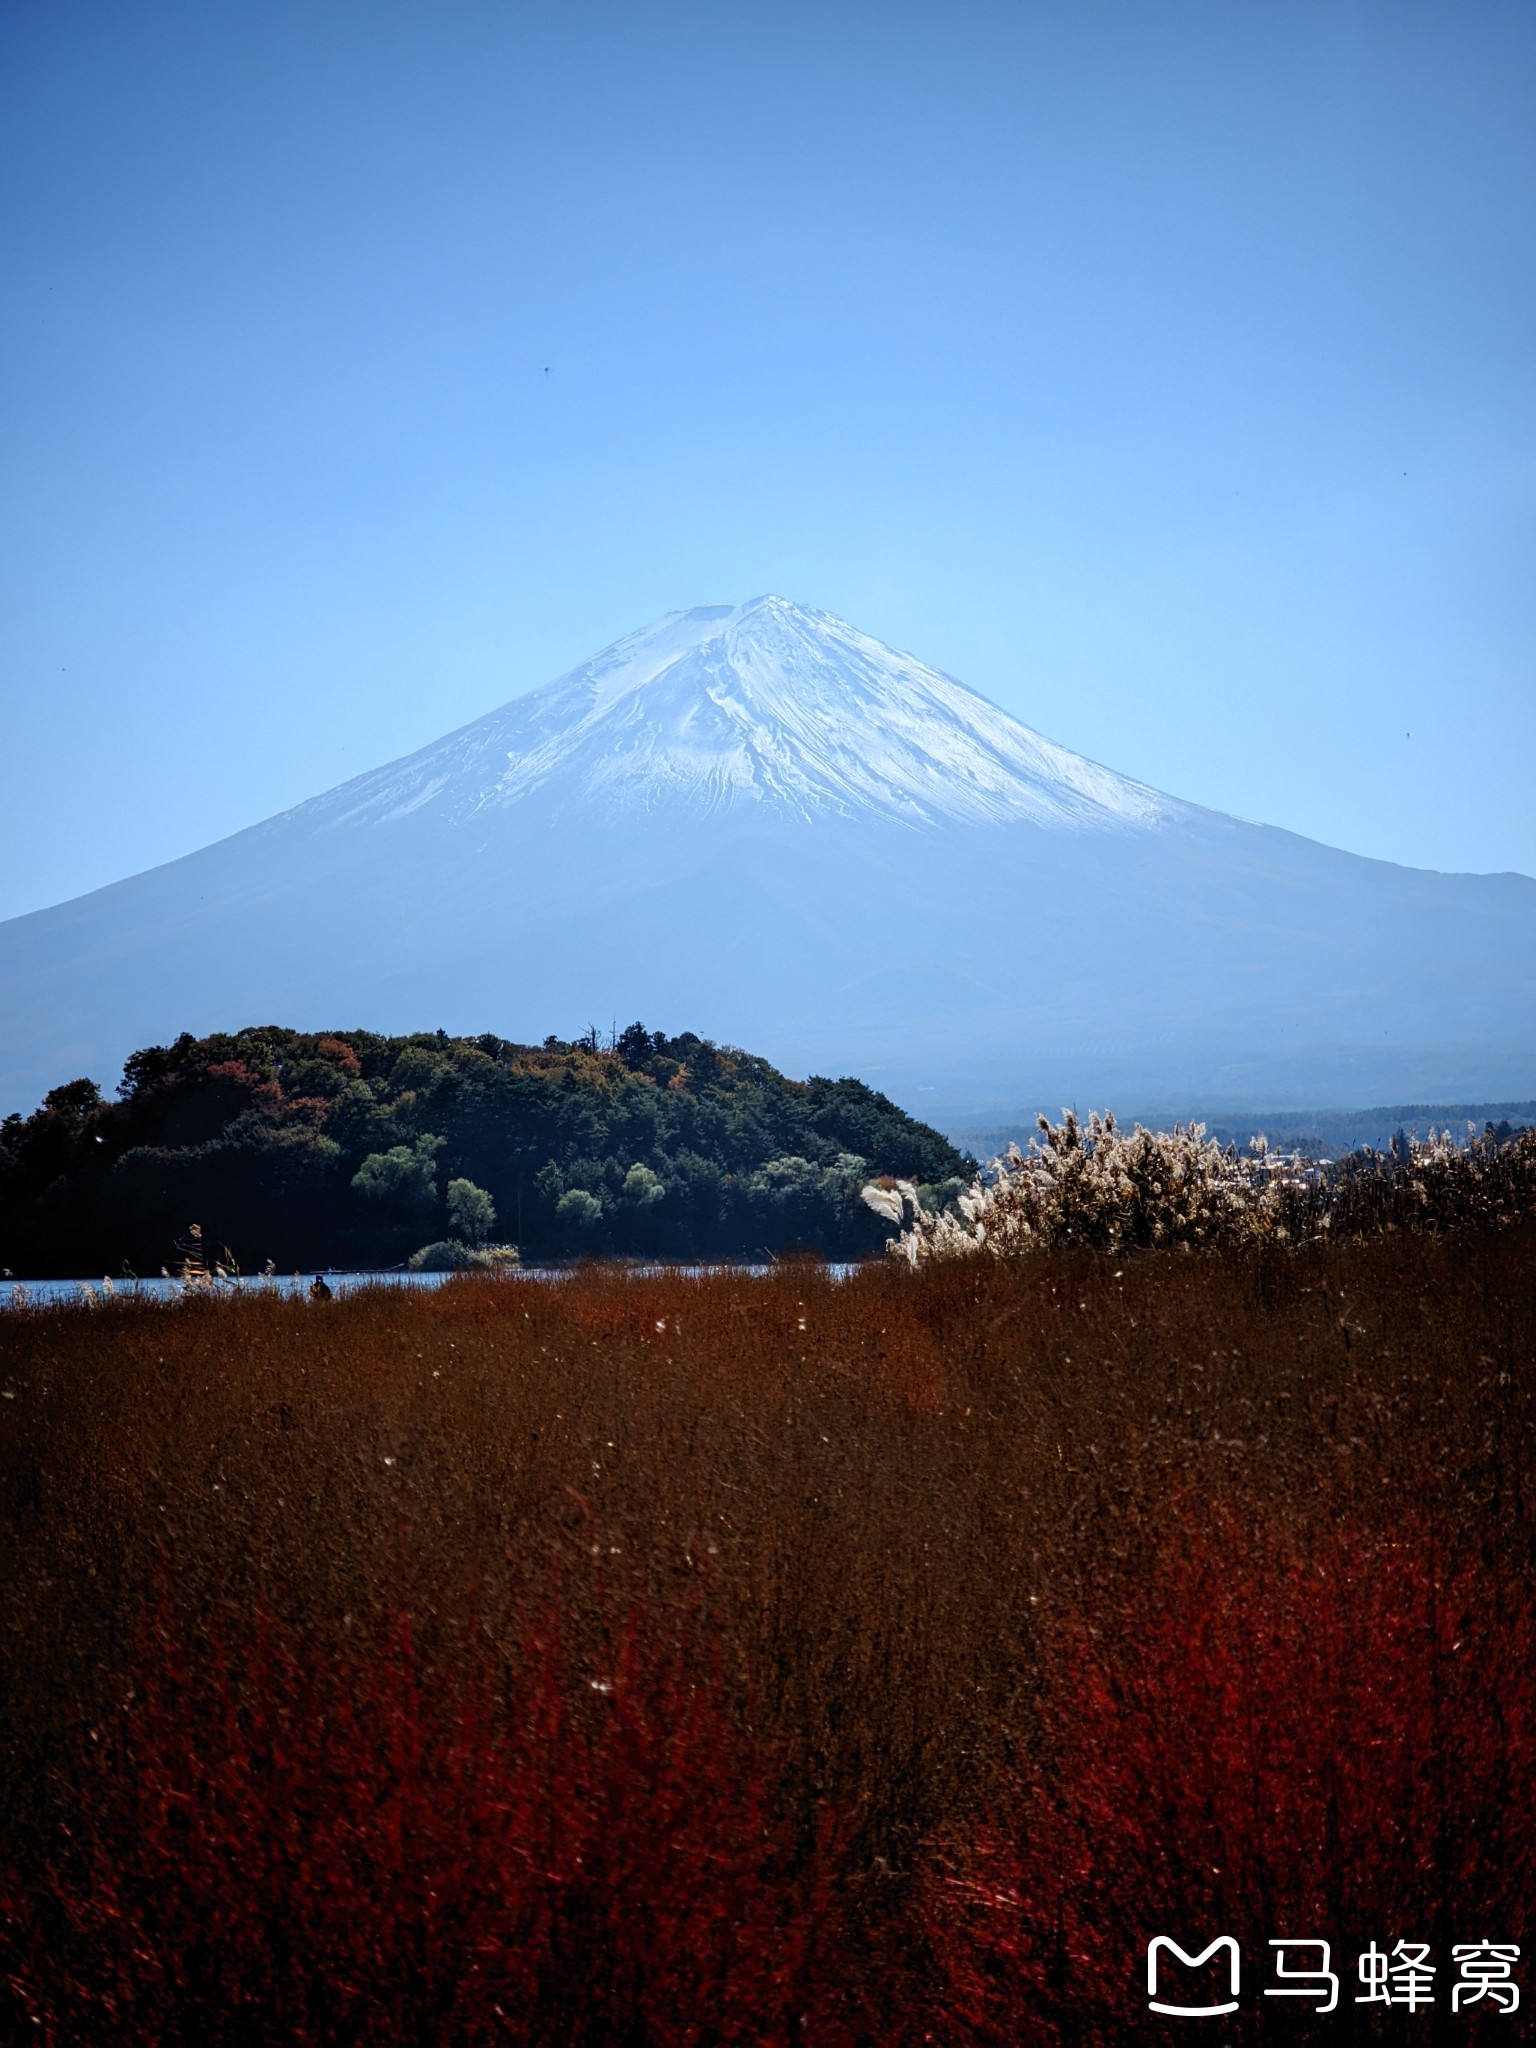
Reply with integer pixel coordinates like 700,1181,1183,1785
2,595,1533,1120
292,597,1176,834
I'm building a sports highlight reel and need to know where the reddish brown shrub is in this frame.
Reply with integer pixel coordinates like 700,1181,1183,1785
926,1506,1536,2043
3,1226,1533,2041
1,1593,854,2046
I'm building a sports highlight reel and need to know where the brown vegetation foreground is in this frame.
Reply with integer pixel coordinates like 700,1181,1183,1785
1,1224,1533,2041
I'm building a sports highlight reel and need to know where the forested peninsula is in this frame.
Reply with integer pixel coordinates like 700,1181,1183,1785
0,1025,968,1276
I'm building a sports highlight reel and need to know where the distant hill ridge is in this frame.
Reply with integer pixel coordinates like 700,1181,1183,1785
0,1022,967,1278
951,1101,1536,1165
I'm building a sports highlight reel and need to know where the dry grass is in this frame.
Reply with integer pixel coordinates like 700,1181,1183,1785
2,1223,1533,2039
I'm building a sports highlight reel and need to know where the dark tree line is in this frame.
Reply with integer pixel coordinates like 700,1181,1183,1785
0,1025,968,1276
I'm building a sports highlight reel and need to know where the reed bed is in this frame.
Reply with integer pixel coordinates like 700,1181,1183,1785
2,1221,1532,2041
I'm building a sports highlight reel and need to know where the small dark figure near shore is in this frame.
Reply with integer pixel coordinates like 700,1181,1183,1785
309,1273,333,1302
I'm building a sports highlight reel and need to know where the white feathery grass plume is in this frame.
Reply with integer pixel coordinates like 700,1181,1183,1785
873,1113,1536,1266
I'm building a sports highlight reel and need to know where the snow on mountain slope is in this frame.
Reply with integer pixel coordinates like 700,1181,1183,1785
1,593,1531,1119
298,595,1179,835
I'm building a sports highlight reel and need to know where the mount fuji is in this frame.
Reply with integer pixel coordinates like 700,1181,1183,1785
3,595,1533,1121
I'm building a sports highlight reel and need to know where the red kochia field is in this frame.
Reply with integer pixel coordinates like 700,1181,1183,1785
4,1599,851,2045
2,1224,1533,2042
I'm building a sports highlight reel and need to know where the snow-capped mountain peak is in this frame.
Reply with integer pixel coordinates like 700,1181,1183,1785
304,596,1178,835
4,597,1532,1123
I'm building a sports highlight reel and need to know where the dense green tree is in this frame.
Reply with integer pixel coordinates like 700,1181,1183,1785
620,1164,665,1211
555,1188,603,1238
446,1177,496,1245
0,1021,968,1274
351,1135,444,1211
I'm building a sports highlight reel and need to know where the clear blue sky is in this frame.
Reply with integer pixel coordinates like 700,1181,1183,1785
3,0,1533,921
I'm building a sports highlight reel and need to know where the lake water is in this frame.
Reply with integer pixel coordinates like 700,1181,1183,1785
3,1271,455,1307
3,1262,858,1308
